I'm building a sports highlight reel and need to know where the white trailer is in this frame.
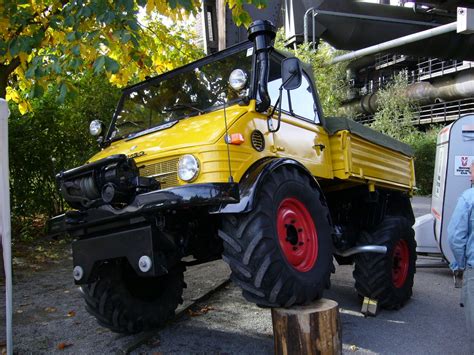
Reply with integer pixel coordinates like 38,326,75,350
415,114,474,262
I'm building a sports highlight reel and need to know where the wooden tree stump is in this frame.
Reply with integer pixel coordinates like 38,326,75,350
271,298,341,355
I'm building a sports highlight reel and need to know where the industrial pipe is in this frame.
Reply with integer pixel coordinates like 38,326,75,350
331,22,457,64
341,69,474,115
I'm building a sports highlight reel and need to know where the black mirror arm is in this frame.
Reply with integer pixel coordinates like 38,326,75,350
267,86,284,133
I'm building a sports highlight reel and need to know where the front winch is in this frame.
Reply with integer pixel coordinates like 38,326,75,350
57,154,158,209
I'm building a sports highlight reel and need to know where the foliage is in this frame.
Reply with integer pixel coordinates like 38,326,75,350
370,73,416,141
0,0,261,110
404,129,438,195
274,29,348,116
9,73,121,224
370,73,439,195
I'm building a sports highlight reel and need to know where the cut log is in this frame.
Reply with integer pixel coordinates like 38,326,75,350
271,298,341,355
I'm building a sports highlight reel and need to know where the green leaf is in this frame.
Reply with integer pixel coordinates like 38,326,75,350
69,57,83,70
168,0,178,9
130,34,140,47
120,31,131,44
64,15,75,27
29,84,44,99
126,19,139,31
9,37,20,57
122,0,134,11
71,45,80,56
52,61,62,74
49,16,60,30
25,63,37,79
78,5,92,18
180,0,194,10
66,31,77,42
0,40,7,56
102,11,115,25
58,82,68,103
104,56,120,74
93,56,106,74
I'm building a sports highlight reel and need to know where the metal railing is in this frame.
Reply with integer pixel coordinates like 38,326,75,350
417,58,474,80
354,98,474,125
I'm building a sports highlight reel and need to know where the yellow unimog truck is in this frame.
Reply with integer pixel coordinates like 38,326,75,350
55,20,417,333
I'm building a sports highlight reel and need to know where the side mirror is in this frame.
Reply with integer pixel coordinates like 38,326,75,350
281,58,302,91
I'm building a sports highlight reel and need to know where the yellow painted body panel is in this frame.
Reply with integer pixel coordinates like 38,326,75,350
329,131,416,191
271,114,333,180
88,100,414,194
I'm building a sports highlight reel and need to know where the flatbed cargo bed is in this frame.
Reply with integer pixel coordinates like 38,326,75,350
326,117,415,191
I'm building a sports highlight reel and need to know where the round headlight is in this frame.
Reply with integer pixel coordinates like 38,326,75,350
178,155,200,182
89,120,103,136
229,69,248,91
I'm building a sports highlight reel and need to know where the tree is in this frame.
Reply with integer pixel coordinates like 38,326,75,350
370,73,416,141
273,30,348,116
9,74,121,223
0,0,263,113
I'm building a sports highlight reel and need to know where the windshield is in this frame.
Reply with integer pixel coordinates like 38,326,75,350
110,47,254,140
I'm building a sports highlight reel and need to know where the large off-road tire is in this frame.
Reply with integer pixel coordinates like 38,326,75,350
353,216,416,309
219,166,333,307
81,261,185,334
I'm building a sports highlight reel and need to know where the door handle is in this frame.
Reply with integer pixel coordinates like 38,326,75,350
313,144,326,151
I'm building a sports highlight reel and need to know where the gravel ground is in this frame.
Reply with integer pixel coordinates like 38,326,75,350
2,196,470,354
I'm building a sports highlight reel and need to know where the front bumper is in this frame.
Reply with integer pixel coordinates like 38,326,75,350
57,183,238,284
52,182,239,234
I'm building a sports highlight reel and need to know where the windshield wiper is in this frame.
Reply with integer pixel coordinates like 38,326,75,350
116,120,144,128
163,103,204,114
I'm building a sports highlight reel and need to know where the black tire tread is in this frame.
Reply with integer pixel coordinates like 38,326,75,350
81,263,185,334
353,216,417,309
220,166,333,307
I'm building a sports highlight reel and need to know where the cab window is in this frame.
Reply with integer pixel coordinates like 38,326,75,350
267,56,320,123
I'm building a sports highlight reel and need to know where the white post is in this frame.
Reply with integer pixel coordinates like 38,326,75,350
0,98,13,355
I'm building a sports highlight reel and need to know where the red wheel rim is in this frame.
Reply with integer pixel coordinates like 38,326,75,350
277,197,318,272
392,239,409,288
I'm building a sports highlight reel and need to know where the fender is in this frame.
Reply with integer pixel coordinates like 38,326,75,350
215,157,326,214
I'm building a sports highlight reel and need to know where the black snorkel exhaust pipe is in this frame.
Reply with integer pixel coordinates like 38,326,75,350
248,20,276,112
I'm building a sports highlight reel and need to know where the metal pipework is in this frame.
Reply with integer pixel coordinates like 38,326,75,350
332,21,457,64
341,69,474,115
335,245,388,257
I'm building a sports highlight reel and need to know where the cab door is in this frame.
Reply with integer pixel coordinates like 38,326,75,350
267,56,333,180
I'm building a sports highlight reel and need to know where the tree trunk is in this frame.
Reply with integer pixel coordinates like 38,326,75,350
271,298,342,355
0,58,20,99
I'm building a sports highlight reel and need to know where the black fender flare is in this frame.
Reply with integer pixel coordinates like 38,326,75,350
216,158,327,214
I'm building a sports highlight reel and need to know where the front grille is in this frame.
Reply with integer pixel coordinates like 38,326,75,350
140,158,179,188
